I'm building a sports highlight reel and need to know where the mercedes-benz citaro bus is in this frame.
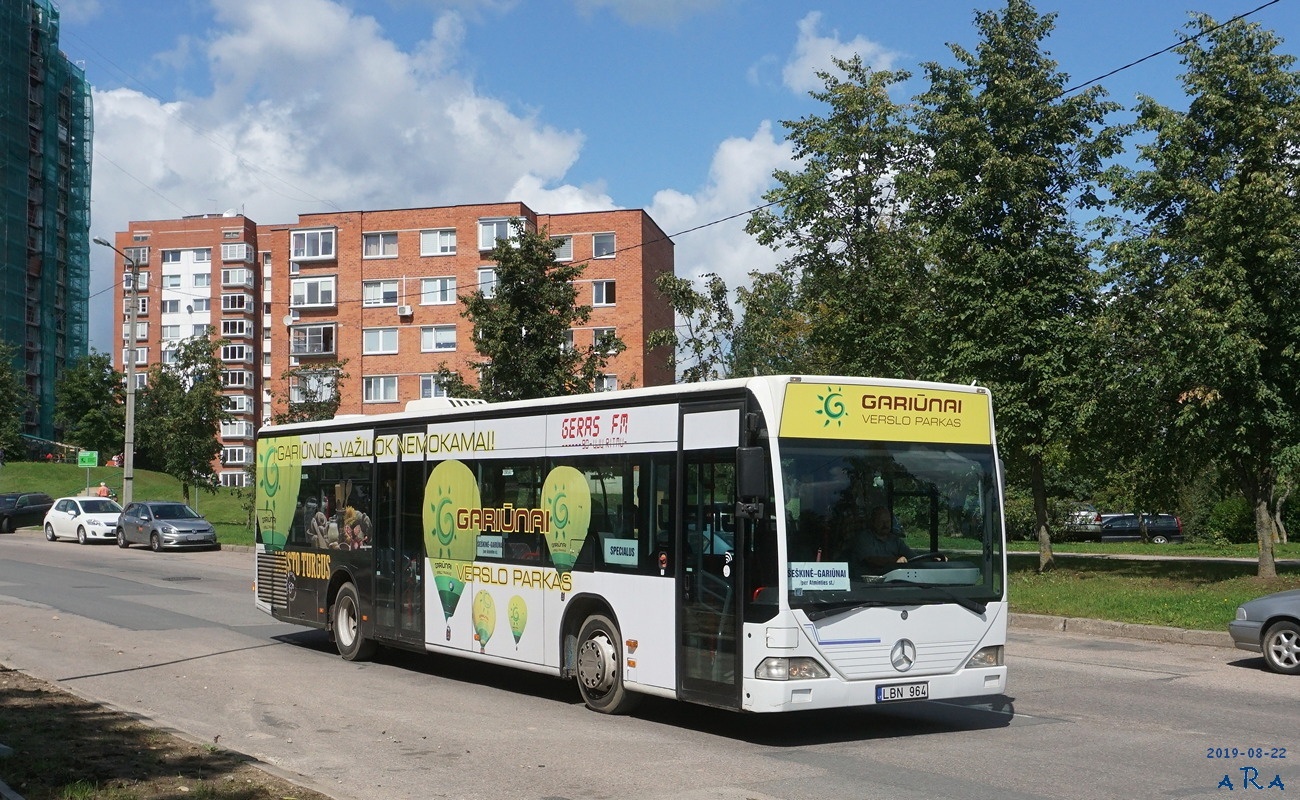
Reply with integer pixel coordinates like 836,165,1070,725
254,376,1007,714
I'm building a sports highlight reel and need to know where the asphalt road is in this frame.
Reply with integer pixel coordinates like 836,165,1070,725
0,531,1293,800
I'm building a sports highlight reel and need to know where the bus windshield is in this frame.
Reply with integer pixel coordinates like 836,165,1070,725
780,439,1003,613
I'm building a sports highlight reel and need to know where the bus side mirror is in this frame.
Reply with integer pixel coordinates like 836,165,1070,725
735,446,766,520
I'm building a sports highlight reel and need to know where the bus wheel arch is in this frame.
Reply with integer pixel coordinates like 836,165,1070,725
563,598,641,714
329,574,376,662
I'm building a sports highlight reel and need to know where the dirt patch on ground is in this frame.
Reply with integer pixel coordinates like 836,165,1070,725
0,665,334,800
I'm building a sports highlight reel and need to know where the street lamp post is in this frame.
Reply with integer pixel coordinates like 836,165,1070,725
92,236,137,508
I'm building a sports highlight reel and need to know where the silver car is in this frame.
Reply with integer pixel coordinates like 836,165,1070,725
116,501,218,552
1228,589,1300,675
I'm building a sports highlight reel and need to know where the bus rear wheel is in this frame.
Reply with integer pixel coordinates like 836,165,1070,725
333,583,376,662
575,614,640,714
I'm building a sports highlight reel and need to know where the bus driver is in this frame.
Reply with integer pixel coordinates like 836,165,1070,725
856,505,915,570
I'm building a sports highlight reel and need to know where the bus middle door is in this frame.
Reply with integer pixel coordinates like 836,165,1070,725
372,429,426,647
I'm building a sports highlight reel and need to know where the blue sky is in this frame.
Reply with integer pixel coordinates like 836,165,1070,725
51,0,1298,351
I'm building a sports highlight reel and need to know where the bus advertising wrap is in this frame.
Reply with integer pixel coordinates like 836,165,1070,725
778,382,992,445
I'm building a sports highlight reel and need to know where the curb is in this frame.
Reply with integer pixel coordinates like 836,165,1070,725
1010,612,1233,648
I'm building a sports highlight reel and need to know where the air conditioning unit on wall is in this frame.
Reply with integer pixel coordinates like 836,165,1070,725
397,305,413,316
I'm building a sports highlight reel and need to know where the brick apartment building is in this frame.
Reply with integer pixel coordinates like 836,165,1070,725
108,202,674,486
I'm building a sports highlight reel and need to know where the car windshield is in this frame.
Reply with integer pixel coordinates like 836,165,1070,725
150,504,200,520
80,499,122,514
781,439,1004,611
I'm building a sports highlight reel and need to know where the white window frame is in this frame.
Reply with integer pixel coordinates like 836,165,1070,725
160,325,181,341
221,343,250,362
224,395,253,414
420,375,448,398
161,249,182,264
551,235,573,261
593,232,616,259
194,273,211,288
593,326,617,353
291,276,336,308
291,228,336,261
221,293,253,312
222,370,253,388
362,327,399,355
194,247,212,263
421,276,456,305
478,217,522,250
421,325,456,352
290,324,336,356
220,243,251,262
363,375,399,403
162,274,181,289
192,298,211,312
478,267,497,299
420,228,457,256
221,319,248,338
363,231,399,258
160,299,180,314
363,279,400,307
289,371,337,403
221,446,248,466
593,280,616,306
596,374,617,392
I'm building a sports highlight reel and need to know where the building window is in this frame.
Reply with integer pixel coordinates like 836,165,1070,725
194,248,212,263
222,268,253,287
291,276,336,308
222,370,252,388
562,329,574,351
593,232,616,259
192,324,210,337
363,280,399,307
123,246,149,264
363,232,398,258
420,375,448,398
420,228,456,256
161,325,181,340
421,325,456,352
593,280,616,306
221,344,249,362
125,296,149,315
160,299,180,314
478,217,521,250
362,327,399,355
194,273,211,288
221,319,248,337
220,243,250,262
220,472,248,488
192,298,211,312
593,327,617,353
363,376,398,402
291,228,336,260
221,293,252,312
131,271,150,291
478,268,497,299
121,321,148,340
420,276,456,305
224,395,253,414
221,446,248,466
162,274,181,289
221,420,254,439
161,348,179,365
291,324,336,356
290,371,336,403
551,235,573,261
162,249,182,264
596,374,617,392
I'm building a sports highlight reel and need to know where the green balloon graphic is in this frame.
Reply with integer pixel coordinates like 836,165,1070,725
473,591,496,653
423,460,481,637
255,435,301,551
508,595,528,648
541,465,591,574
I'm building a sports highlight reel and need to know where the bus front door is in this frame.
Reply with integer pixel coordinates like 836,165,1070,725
678,405,742,708
372,434,425,646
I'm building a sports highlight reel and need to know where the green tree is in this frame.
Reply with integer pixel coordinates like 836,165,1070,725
646,272,734,383
135,335,231,502
453,222,623,401
54,351,124,457
732,268,812,377
747,56,929,378
905,0,1119,570
271,360,350,424
1102,14,1300,577
0,342,29,461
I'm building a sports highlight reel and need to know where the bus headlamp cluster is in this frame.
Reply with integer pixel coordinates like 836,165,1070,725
755,657,830,680
965,645,1004,668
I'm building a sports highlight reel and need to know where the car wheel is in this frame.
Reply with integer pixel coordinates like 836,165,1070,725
1262,621,1300,675
332,583,376,661
45,523,56,542
149,532,162,552
116,527,129,548
1151,535,1169,544
0,516,11,533
77,526,88,545
575,613,641,714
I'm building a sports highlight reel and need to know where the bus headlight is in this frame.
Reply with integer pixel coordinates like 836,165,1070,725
755,657,830,680
965,646,1004,668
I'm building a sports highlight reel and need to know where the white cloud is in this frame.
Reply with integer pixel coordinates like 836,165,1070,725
782,11,899,94
573,0,728,27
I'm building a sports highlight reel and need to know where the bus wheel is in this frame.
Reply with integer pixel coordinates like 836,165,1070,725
576,614,640,714
333,583,376,662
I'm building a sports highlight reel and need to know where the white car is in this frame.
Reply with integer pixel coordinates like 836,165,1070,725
43,496,125,545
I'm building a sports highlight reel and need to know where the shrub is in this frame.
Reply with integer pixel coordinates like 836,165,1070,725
1205,496,1255,544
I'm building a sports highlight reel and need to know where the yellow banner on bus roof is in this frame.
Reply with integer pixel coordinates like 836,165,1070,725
779,382,992,445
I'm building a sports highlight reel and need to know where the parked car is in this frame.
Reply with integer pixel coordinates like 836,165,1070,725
116,501,218,551
1228,590,1300,675
43,496,124,544
0,492,55,532
1063,504,1103,536
1099,513,1184,544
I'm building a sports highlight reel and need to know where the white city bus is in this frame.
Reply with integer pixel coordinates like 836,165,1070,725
253,375,1007,713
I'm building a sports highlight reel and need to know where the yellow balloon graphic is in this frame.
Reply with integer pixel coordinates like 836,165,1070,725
255,435,302,551
541,465,591,575
507,595,528,649
423,459,481,638
473,591,496,653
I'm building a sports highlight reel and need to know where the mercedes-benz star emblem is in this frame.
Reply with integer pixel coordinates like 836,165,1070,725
891,639,917,672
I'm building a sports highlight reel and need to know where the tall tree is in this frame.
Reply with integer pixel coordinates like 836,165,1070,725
1103,14,1300,577
135,335,231,502
732,268,812,377
54,351,124,457
455,223,623,401
646,272,734,383
747,56,929,378
0,342,27,462
905,0,1119,570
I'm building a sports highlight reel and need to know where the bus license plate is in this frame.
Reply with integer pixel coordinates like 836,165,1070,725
877,681,928,703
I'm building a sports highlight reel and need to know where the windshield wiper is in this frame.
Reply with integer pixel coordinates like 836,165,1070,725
880,579,988,614
801,600,894,621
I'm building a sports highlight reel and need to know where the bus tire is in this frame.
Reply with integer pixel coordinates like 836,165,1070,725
575,613,641,714
333,583,376,662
